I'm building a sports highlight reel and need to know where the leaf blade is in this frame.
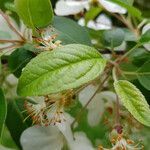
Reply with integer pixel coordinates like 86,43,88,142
114,80,150,127
102,28,125,48
17,44,106,96
15,0,53,28
137,60,150,90
52,16,91,45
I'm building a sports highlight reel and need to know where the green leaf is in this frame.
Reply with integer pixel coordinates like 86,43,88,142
114,80,150,127
102,28,125,48
129,48,150,67
8,47,35,78
52,16,91,45
109,0,142,19
1,126,18,149
14,0,53,28
139,29,150,45
17,44,106,96
6,99,29,148
120,62,138,80
137,60,150,90
0,88,7,140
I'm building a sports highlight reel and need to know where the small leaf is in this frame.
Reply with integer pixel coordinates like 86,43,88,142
14,0,53,28
0,88,7,139
137,60,150,90
17,44,106,96
114,80,150,127
52,16,91,45
103,28,125,48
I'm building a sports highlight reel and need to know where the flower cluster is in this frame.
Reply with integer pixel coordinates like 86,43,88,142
24,90,74,126
34,27,62,51
99,134,144,150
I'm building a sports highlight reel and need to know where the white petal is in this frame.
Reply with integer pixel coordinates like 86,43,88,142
87,14,112,30
78,19,99,30
78,18,85,26
20,125,64,150
99,91,116,102
87,91,116,126
78,84,98,106
142,23,150,33
98,0,127,14
78,14,112,30
56,113,74,143
3,74,18,99
88,108,103,127
142,23,150,51
103,54,111,60
87,20,98,30
69,132,95,150
91,39,98,44
56,114,95,150
55,0,87,16
95,14,112,30
115,41,127,51
5,74,18,86
87,93,104,126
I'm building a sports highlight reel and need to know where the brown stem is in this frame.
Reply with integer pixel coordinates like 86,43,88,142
0,39,24,44
0,44,21,51
98,49,126,55
114,95,123,134
115,95,120,125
